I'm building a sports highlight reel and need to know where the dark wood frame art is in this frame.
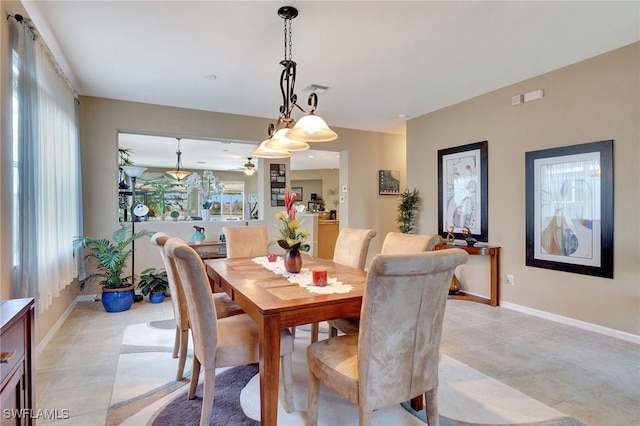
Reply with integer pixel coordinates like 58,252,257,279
525,140,613,278
438,141,488,242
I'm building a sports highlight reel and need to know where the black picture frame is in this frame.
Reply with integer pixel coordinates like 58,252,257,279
378,170,400,195
437,141,488,242
525,140,613,278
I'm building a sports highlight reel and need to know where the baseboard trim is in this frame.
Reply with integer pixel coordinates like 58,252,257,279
77,294,98,302
35,298,78,359
500,301,640,345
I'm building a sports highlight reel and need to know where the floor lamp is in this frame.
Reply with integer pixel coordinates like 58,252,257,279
121,166,147,288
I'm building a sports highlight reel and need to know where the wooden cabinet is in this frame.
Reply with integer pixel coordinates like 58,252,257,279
1,298,35,425
317,221,339,259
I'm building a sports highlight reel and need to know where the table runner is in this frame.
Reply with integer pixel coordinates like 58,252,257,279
252,256,354,294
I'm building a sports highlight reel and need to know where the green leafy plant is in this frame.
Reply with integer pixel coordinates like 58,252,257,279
397,188,421,234
138,268,169,296
147,178,173,217
73,225,155,290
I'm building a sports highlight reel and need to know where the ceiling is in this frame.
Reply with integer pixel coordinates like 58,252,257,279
22,1,639,171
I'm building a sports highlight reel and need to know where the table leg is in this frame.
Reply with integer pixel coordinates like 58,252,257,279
259,314,281,426
490,249,499,306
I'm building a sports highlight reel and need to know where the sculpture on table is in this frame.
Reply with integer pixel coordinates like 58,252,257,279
462,226,477,247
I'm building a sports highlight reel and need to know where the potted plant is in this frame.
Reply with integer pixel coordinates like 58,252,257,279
138,268,169,303
170,210,180,221
73,225,155,312
147,178,172,220
397,188,421,234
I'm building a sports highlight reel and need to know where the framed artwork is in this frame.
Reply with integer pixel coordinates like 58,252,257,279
438,141,488,242
379,170,400,195
270,164,285,206
525,140,613,278
291,187,303,202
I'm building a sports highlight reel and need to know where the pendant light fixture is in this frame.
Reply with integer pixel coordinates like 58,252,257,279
252,5,337,158
166,137,191,181
243,157,256,176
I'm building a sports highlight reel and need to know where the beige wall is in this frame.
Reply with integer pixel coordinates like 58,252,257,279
292,168,340,210
407,43,640,336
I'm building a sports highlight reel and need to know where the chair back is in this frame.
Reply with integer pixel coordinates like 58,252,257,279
223,226,269,258
150,232,189,331
357,249,468,409
332,228,377,269
380,232,440,254
164,237,218,363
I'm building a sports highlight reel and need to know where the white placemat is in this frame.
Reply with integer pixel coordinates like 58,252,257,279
252,256,354,294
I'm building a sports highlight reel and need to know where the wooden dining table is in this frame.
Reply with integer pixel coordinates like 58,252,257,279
205,255,367,426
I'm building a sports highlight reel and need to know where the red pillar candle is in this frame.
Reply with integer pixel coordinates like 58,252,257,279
312,267,328,286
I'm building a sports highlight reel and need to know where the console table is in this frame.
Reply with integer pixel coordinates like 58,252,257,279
187,240,226,260
436,242,500,306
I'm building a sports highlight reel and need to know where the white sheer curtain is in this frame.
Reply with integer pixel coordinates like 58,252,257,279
9,17,82,315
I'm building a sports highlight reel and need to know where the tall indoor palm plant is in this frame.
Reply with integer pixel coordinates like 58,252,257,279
74,225,154,290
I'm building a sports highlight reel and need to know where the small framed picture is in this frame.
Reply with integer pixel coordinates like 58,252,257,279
378,170,400,195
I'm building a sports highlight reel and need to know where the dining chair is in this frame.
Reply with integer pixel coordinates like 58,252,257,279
150,232,244,381
306,249,469,426
222,225,269,258
164,237,295,426
309,228,376,343
327,232,440,337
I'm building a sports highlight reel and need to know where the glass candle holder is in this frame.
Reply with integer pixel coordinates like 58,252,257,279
312,267,328,286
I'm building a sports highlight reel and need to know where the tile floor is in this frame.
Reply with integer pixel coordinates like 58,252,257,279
35,298,639,425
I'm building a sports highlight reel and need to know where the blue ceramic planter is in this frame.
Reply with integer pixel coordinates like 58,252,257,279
149,292,166,304
101,287,135,312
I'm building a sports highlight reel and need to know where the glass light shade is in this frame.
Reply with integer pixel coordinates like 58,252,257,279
166,170,191,180
251,140,291,159
121,166,147,178
264,128,310,152
244,167,256,176
285,114,338,142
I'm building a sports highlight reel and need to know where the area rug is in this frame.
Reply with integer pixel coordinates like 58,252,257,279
108,320,586,426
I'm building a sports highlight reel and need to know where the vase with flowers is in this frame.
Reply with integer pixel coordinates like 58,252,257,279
185,170,225,221
270,188,310,273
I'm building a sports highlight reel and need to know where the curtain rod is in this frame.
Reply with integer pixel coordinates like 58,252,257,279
6,12,78,97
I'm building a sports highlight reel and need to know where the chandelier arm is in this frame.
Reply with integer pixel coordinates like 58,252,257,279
279,60,298,117
307,92,319,114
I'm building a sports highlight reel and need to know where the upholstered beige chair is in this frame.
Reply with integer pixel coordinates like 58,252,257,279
327,232,440,337
307,249,468,426
150,232,244,381
332,228,377,269
164,237,295,426
309,228,376,343
381,231,440,254
223,225,269,258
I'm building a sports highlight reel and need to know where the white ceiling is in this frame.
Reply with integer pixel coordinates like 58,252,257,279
22,1,639,171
